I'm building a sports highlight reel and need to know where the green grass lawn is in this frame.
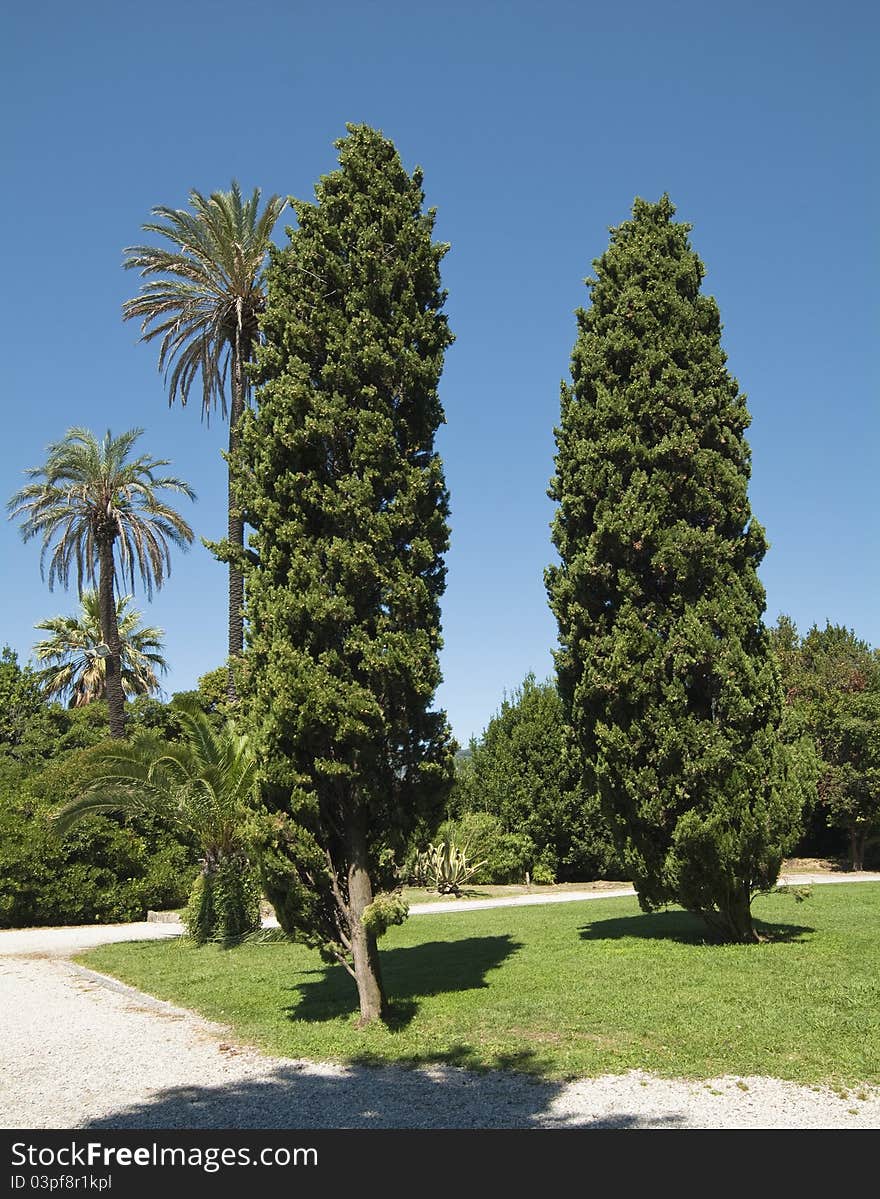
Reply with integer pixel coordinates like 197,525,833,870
80,883,880,1088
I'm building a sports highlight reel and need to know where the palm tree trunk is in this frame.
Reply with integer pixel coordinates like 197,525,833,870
227,330,247,704
98,541,126,739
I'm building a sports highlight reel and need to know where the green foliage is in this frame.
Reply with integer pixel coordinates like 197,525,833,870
55,698,257,846
360,892,409,938
54,697,261,941
194,663,252,722
0,647,59,773
0,666,247,929
184,853,261,945
0,648,189,789
165,662,256,736
0,751,196,928
773,617,880,868
436,811,534,885
451,674,621,881
234,125,454,1000
531,856,557,886
546,196,806,941
247,810,341,964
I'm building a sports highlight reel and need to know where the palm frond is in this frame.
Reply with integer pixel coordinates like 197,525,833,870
53,700,258,857
122,183,286,418
53,786,163,837
31,589,170,705
9,428,195,601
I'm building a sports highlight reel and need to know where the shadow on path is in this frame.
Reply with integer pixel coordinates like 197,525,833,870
83,1061,687,1129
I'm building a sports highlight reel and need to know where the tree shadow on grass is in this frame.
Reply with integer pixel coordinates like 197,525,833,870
578,909,813,946
285,935,522,1032
344,1041,552,1075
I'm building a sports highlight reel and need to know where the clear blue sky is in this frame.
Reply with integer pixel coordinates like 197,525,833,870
2,0,877,745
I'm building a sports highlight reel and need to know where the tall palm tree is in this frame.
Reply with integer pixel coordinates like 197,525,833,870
122,182,287,701
54,696,261,942
7,427,195,738
34,590,168,707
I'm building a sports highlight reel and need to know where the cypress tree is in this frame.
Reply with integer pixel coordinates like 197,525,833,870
453,674,620,881
235,125,454,1023
775,619,879,871
546,196,807,941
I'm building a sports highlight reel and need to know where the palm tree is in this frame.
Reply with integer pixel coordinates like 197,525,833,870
7,427,195,738
122,182,287,702
34,590,168,707
54,697,261,942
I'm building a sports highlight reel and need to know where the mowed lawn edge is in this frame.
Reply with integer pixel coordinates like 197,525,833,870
78,883,880,1088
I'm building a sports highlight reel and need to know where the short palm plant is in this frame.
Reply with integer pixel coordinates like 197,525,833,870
34,590,167,707
54,697,261,942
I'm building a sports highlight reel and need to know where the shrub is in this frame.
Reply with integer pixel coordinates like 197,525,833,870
531,848,557,885
184,854,261,945
0,761,197,928
435,812,535,885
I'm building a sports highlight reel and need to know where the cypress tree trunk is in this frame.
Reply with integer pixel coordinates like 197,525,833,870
226,329,247,704
98,540,126,739
346,813,386,1026
718,886,760,943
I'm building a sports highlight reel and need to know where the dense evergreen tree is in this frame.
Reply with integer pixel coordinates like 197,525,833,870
546,196,808,941
773,617,880,869
452,674,620,881
235,126,454,1023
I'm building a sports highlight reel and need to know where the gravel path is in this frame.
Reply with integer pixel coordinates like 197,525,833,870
2,876,879,1130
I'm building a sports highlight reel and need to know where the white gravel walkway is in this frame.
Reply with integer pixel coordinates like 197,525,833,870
2,876,879,1130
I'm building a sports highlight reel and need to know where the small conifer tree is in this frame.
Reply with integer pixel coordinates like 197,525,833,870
546,196,808,941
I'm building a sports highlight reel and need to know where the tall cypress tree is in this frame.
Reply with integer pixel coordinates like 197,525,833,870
235,125,454,1023
546,196,807,941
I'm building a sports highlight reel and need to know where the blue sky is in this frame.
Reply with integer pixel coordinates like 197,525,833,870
2,0,876,744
